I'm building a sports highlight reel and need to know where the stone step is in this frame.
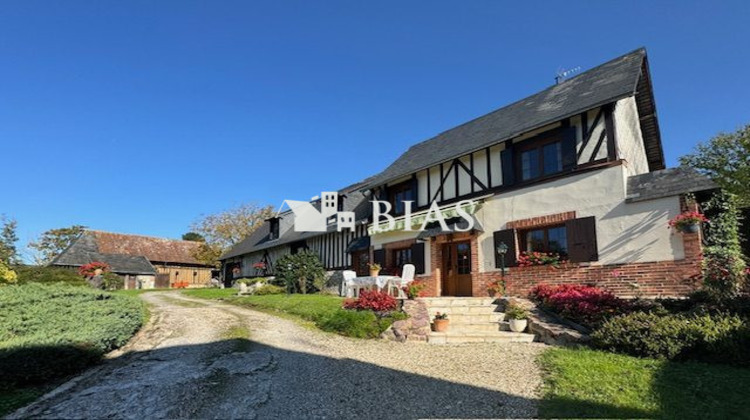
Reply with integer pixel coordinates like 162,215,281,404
426,305,502,315
428,331,535,344
446,322,504,333
430,313,506,324
420,297,499,306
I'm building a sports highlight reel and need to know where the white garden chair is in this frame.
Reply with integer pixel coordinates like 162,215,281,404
389,264,415,298
341,270,358,298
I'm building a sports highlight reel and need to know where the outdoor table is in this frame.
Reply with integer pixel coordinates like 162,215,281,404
346,275,399,297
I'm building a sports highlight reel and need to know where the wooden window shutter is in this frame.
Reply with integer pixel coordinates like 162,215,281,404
561,126,577,170
500,145,515,186
565,216,599,262
410,242,426,274
373,249,386,267
493,229,517,268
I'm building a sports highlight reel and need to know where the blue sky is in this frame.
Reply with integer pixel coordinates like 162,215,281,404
1,1,749,261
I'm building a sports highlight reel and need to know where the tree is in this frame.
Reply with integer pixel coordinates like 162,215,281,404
680,124,750,206
0,216,19,265
181,232,205,242
700,191,747,300
28,225,87,264
189,203,274,267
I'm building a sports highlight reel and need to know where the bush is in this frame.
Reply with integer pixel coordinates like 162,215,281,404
13,266,87,286
530,284,628,327
592,311,749,364
0,284,146,385
275,251,326,294
102,272,124,290
252,284,285,295
343,290,397,313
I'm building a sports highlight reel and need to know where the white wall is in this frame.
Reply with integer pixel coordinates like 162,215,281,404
614,96,650,176
475,165,684,271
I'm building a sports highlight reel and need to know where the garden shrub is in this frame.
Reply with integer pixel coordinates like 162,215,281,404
530,284,628,328
699,192,746,301
275,251,326,294
101,272,124,290
592,311,749,365
252,284,285,295
343,290,397,313
0,261,17,285
0,283,146,385
13,265,87,286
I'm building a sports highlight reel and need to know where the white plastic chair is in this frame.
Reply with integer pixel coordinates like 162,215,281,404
390,264,415,298
341,270,358,297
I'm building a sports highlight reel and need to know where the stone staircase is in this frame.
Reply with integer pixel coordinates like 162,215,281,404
421,297,536,344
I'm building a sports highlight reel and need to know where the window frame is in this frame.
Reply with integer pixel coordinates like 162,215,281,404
515,133,566,183
391,247,413,269
519,223,569,256
386,181,415,217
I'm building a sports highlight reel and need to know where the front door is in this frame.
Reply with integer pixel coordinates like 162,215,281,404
441,241,472,296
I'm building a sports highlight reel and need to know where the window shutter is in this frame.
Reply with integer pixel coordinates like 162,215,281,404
500,146,514,186
373,249,386,268
410,242,425,274
561,126,577,170
565,216,598,262
493,229,517,268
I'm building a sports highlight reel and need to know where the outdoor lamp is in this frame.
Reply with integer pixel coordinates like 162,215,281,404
496,242,508,295
496,242,508,256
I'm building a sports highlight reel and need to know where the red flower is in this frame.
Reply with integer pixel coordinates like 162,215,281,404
343,290,397,312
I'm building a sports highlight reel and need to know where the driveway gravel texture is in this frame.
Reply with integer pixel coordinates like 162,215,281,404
9,291,545,419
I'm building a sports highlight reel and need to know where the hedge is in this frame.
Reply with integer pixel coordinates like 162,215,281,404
0,283,146,385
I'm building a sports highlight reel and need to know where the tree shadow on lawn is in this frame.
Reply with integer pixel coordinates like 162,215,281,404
652,360,750,420
9,338,549,419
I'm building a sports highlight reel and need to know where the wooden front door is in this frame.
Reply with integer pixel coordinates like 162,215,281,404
441,241,472,296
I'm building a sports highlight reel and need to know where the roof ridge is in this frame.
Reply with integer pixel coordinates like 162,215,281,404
401,47,646,153
87,229,198,244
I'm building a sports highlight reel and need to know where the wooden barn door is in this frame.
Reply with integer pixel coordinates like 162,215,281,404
155,274,170,288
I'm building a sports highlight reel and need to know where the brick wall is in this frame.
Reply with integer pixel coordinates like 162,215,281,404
416,197,703,298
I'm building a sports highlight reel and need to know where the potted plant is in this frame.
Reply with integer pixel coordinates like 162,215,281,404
668,211,708,233
402,279,426,299
432,312,449,332
369,263,382,277
487,279,504,297
505,302,529,332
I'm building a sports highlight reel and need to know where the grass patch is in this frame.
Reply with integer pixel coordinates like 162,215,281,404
0,384,49,417
539,346,750,419
113,288,173,296
182,288,238,300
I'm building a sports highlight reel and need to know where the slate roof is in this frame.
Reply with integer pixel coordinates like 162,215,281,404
221,183,372,260
626,167,718,203
362,48,656,190
51,230,210,273
51,232,157,275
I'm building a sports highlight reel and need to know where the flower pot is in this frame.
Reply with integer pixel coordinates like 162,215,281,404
680,223,700,234
370,269,381,277
433,319,450,332
508,318,528,333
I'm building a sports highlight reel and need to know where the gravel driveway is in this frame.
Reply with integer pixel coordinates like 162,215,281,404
10,291,545,419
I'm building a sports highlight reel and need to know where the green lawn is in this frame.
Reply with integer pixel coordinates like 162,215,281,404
539,346,750,419
182,289,343,323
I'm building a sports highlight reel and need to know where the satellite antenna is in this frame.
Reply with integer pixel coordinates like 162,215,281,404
555,66,581,84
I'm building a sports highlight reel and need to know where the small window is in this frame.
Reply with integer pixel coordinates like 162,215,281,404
387,181,415,216
269,218,280,240
392,247,413,268
517,139,564,181
521,225,568,256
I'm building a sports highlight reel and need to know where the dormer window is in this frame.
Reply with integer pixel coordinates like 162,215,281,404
517,136,564,182
268,217,280,240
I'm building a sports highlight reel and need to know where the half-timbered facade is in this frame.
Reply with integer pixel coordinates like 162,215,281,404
361,48,715,297
220,182,372,283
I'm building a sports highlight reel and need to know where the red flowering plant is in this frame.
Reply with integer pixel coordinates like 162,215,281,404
78,262,110,277
343,290,398,313
402,279,427,299
517,251,565,267
668,211,708,231
529,284,628,328
252,262,266,269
